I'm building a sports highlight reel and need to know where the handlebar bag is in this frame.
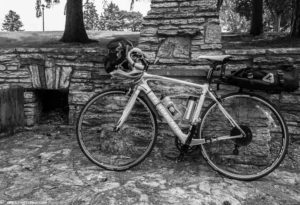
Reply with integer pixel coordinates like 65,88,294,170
226,65,299,93
104,38,133,73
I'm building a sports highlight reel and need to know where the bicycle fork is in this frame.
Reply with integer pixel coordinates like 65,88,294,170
114,88,140,132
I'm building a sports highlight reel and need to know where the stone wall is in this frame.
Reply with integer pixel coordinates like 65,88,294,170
0,47,110,126
223,48,300,142
0,46,299,141
0,45,299,171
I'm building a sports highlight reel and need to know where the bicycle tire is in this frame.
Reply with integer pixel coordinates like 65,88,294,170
199,92,289,181
76,89,157,171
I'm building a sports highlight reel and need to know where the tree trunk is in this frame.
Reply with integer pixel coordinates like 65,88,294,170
217,0,224,11
250,0,263,36
274,14,282,32
60,0,92,43
291,0,300,37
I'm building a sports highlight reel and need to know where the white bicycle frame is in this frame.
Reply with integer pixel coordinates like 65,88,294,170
115,72,245,146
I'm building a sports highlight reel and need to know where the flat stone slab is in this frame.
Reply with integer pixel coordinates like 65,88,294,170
0,125,299,205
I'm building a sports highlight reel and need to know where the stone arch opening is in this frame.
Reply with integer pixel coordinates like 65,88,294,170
35,89,69,124
24,89,69,126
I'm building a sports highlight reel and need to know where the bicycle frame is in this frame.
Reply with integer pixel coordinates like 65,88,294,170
115,72,245,146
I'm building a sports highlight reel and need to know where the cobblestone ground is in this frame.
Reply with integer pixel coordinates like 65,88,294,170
0,125,299,205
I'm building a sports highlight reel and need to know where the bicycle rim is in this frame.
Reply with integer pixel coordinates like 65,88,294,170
76,89,157,171
200,93,288,181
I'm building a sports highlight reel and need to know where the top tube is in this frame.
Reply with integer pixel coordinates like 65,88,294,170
142,72,209,90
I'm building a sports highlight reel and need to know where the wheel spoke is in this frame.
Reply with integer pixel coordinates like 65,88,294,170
200,93,288,180
76,90,157,171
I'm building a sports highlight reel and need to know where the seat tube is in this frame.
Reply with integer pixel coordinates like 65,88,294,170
191,85,208,124
115,88,140,131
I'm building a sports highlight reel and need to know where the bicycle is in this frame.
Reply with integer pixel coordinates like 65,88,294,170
76,47,289,181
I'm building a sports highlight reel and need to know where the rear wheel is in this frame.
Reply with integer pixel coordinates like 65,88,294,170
76,89,157,171
199,93,289,180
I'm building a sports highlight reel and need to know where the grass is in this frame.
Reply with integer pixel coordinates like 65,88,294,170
222,32,300,49
0,31,299,49
0,31,140,48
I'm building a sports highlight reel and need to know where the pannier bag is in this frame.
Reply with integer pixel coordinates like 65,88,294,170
104,37,133,73
226,65,299,93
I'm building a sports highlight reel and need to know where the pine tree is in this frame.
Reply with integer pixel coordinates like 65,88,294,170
2,10,24,31
83,0,100,30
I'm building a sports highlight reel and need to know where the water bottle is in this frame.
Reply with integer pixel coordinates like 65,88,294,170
183,96,197,122
161,96,181,120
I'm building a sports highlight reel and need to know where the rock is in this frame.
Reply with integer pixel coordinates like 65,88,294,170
270,170,300,185
92,182,121,192
29,65,41,88
48,171,84,186
157,37,190,59
205,24,222,44
5,173,39,198
0,165,22,172
0,65,6,70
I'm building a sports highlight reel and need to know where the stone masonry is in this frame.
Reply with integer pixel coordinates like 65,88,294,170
0,47,110,126
139,0,222,75
0,47,299,143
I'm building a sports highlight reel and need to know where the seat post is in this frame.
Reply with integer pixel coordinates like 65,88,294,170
221,62,226,78
207,62,218,84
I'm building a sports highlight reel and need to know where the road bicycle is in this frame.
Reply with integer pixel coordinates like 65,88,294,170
76,48,289,181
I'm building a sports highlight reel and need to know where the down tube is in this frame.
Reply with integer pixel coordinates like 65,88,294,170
142,88,188,144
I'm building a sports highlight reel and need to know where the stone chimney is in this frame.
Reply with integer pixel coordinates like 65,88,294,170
139,0,222,76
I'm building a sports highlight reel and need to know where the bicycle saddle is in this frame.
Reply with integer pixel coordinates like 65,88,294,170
198,55,232,62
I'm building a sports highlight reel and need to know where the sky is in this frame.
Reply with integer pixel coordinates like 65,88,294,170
0,0,151,31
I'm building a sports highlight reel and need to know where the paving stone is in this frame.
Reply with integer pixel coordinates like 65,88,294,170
0,165,22,172
0,125,299,204
4,173,40,198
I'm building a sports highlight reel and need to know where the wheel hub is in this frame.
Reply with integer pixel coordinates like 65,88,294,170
231,125,253,146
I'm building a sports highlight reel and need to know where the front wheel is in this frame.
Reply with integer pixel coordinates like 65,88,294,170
199,93,289,181
76,89,157,171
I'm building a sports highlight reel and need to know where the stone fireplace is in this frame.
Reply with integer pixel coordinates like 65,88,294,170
138,0,222,77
